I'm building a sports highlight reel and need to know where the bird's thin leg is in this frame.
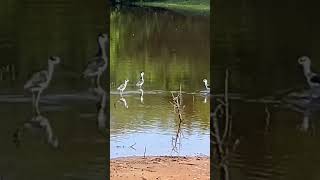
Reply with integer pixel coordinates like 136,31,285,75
32,91,35,106
35,91,41,115
96,73,102,90
31,91,36,114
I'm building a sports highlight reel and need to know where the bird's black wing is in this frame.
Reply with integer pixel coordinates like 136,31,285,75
24,70,47,89
83,59,101,76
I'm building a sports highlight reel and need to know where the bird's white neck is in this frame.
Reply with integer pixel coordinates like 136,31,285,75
99,41,107,62
47,63,55,82
101,91,106,108
204,81,209,89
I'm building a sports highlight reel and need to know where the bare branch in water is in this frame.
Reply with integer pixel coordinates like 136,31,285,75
212,68,239,180
170,84,185,153
222,68,230,143
264,104,271,133
129,142,136,150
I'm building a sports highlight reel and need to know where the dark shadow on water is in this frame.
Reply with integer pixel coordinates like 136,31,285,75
0,0,109,179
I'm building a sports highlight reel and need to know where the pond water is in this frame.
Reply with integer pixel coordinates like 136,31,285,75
110,6,210,158
0,0,108,179
213,2,320,180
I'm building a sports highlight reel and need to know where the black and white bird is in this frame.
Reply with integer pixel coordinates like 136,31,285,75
298,56,320,88
117,79,129,96
203,79,210,91
83,33,108,88
136,71,144,89
24,56,60,114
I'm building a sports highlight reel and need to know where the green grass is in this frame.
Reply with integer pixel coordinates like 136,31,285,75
133,0,210,16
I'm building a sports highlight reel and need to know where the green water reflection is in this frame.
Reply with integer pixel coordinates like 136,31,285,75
110,6,210,92
213,1,320,180
110,6,210,158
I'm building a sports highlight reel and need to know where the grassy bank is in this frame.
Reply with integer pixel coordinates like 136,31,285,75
133,0,210,16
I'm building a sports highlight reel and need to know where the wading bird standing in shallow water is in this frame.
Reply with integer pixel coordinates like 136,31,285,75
298,56,320,88
136,71,144,89
83,33,108,88
117,79,129,96
203,79,210,91
24,56,60,114
298,56,320,98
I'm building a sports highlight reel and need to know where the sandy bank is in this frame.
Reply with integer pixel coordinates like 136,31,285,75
111,156,210,180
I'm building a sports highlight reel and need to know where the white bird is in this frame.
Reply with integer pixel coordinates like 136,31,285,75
298,56,320,88
203,79,210,91
117,79,129,96
83,33,108,88
24,56,60,114
136,71,144,89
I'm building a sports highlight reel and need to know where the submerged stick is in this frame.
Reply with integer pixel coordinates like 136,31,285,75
222,68,229,142
129,142,136,150
170,84,185,153
264,104,271,133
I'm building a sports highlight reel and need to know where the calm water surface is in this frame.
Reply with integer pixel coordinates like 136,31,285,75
110,6,210,158
0,0,108,179
213,2,320,179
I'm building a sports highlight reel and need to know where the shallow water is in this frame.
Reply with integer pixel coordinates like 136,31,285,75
111,92,210,158
213,2,320,179
110,6,210,158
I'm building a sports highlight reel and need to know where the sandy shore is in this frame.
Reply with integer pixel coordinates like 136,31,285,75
110,156,210,180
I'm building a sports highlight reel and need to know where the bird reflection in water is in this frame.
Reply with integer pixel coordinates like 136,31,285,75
203,93,209,103
298,110,314,133
114,96,128,109
139,88,144,104
282,95,319,134
295,100,317,134
94,86,107,130
13,112,59,149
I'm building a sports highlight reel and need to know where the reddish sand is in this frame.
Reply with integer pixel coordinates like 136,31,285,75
110,156,210,180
